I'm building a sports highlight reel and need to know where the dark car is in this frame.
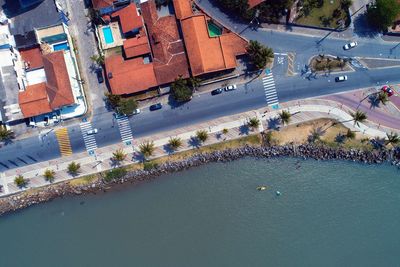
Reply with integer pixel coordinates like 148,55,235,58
96,69,104,83
149,103,162,111
211,88,223,95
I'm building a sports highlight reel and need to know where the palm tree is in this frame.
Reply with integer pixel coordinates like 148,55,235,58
377,91,389,105
247,117,260,130
14,175,29,188
350,110,367,126
386,132,399,147
308,128,322,143
43,169,55,183
168,137,182,151
139,141,155,159
90,54,104,65
112,149,127,164
247,40,274,70
196,130,208,144
0,126,14,142
67,162,81,176
188,77,201,91
345,129,356,140
222,128,229,135
279,110,291,126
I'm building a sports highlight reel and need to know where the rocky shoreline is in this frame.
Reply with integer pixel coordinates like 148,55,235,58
1,144,399,216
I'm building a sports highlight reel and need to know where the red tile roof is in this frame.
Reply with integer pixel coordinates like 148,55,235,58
92,0,114,10
105,54,158,95
20,46,44,70
248,0,265,9
42,51,75,109
180,14,247,76
173,0,193,19
18,82,52,118
141,0,190,85
123,29,151,58
111,3,143,34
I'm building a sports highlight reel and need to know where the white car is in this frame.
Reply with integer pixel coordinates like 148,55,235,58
133,108,141,115
224,84,237,91
343,41,358,50
335,75,348,82
87,128,98,135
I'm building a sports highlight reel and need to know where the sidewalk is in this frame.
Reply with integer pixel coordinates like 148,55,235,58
1,98,398,197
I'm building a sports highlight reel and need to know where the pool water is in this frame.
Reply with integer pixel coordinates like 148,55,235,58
53,42,69,51
102,26,114,44
208,21,222,37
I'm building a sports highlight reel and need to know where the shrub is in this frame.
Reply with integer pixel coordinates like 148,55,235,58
104,167,127,182
143,161,159,170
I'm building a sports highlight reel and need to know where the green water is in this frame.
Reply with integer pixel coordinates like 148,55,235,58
0,158,399,267
208,22,222,37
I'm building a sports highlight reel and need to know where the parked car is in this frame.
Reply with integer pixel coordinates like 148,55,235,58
224,84,237,91
96,69,104,83
211,88,223,95
133,108,141,115
149,103,162,111
343,41,358,50
335,75,348,82
381,85,394,97
87,128,98,135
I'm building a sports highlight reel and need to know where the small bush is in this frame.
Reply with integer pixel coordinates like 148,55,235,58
104,167,127,182
143,161,159,170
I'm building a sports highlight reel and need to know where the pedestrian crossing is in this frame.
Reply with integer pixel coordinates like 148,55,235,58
80,122,98,152
116,115,133,145
55,128,73,157
262,73,279,107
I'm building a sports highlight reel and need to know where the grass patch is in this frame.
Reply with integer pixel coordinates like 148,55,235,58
143,161,159,170
296,0,349,28
104,46,122,57
310,55,350,72
69,174,98,187
104,167,127,182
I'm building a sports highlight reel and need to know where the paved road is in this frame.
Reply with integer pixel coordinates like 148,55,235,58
1,1,400,172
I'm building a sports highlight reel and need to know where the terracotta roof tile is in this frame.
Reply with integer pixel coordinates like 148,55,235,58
92,0,114,10
112,4,143,34
141,0,190,84
180,14,247,76
173,0,193,19
248,0,265,9
42,51,75,109
18,82,52,118
123,30,151,58
20,46,44,70
105,54,158,95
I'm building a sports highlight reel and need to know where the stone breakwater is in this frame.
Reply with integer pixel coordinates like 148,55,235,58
1,145,399,216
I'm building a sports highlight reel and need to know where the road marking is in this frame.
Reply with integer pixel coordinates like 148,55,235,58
262,73,279,106
286,52,296,76
55,128,73,157
116,116,133,145
80,122,98,153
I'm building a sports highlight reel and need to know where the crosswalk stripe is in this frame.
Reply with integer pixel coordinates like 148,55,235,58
55,128,73,156
116,116,133,144
80,122,97,152
262,73,279,106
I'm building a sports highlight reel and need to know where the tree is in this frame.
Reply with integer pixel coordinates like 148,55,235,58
367,0,400,31
188,77,201,91
247,40,274,70
309,128,322,143
112,149,127,164
196,130,208,143
350,110,367,126
14,175,28,188
43,169,55,183
377,91,389,105
67,162,81,176
168,137,182,151
117,98,138,115
90,54,104,65
247,117,260,130
222,128,229,135
171,75,193,102
139,141,155,159
386,132,399,147
341,0,353,9
345,129,356,139
0,126,14,142
279,110,291,125
105,92,121,108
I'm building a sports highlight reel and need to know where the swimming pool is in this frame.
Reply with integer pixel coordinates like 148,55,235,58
102,26,114,44
208,21,222,37
53,42,70,51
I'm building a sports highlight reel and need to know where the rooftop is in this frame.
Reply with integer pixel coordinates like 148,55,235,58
180,14,247,76
141,0,190,85
111,3,143,34
105,54,158,95
248,0,265,9
18,82,52,117
91,0,114,10
123,31,151,58
19,46,44,70
173,0,193,19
